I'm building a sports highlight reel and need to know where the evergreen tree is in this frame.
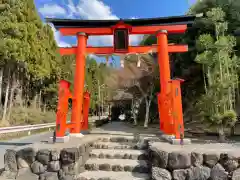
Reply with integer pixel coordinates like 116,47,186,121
195,8,238,141
0,0,60,124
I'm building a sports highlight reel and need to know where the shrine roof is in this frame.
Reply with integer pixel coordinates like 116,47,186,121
46,14,201,29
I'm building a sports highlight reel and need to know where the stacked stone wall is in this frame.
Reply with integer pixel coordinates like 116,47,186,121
149,145,240,180
1,142,93,180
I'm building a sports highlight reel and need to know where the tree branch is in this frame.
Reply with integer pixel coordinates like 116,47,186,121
135,81,147,98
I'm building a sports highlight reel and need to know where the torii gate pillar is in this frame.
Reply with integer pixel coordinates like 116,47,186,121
157,30,184,138
157,30,171,134
70,32,87,134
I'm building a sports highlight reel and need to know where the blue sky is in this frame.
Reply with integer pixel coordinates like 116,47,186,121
34,0,196,66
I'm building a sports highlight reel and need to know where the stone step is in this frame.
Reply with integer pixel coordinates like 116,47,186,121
89,149,148,160
85,158,150,173
98,136,142,143
91,130,157,137
77,171,150,180
97,136,166,145
91,141,136,150
97,136,166,143
91,141,147,150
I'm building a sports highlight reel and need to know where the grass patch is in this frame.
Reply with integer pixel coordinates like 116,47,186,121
0,106,55,140
6,107,55,126
0,127,54,141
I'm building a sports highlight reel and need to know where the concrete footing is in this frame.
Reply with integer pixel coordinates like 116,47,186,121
161,134,175,141
49,136,70,143
170,138,191,145
161,134,191,145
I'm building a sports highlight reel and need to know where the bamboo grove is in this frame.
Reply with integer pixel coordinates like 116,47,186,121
195,8,239,139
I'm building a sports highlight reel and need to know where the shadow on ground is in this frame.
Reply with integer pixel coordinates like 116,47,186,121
0,142,32,146
91,120,162,136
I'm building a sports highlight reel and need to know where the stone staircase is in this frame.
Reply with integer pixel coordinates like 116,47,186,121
77,136,151,180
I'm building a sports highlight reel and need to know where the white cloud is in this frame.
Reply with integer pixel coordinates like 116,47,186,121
55,31,71,47
129,35,143,46
40,0,143,47
88,54,98,59
87,35,143,47
39,4,67,17
48,24,71,47
87,36,112,46
67,0,118,20
66,0,143,46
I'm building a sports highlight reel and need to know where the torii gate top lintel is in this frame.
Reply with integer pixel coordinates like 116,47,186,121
46,14,197,31
46,15,199,55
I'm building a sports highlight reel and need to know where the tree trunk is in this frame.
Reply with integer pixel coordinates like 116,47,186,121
230,126,235,136
133,112,137,126
218,125,225,143
38,90,42,110
132,97,143,126
144,99,150,128
7,73,17,121
43,103,46,113
131,99,137,126
0,68,3,107
32,95,38,109
17,87,23,108
2,69,10,124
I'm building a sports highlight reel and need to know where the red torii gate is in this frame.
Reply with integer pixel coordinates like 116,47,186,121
47,15,198,142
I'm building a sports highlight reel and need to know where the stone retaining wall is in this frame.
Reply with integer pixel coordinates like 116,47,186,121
148,143,240,180
1,142,92,180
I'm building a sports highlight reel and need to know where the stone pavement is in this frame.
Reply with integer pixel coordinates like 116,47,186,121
90,121,159,136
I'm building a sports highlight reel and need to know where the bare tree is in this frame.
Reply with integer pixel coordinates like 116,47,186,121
105,53,157,127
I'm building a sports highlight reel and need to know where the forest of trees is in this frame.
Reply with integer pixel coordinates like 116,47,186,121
0,0,112,126
0,0,240,141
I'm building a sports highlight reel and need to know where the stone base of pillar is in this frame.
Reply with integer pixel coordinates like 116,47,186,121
161,134,175,141
49,136,70,143
69,133,85,138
